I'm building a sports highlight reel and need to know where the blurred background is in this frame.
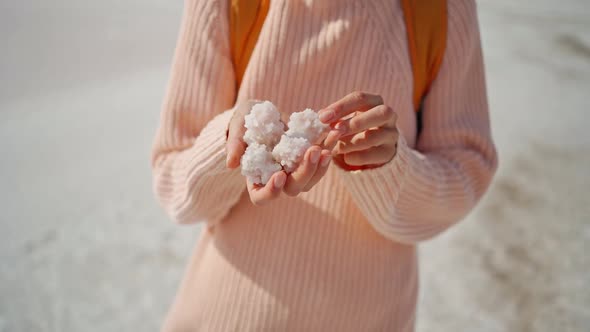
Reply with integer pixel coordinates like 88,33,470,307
0,0,588,331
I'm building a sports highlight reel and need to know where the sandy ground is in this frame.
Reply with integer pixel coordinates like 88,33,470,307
0,0,588,331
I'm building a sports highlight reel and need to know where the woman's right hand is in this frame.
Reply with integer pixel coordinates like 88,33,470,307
226,100,258,169
225,100,331,205
226,100,287,205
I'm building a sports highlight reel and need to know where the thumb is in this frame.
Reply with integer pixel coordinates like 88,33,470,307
226,135,246,169
226,110,247,169
226,100,262,168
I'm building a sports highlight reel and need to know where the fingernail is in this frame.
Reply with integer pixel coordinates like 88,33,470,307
319,109,334,123
274,172,286,188
310,150,321,164
321,155,332,167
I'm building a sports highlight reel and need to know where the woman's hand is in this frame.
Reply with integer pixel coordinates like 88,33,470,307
283,146,331,196
226,100,286,205
246,145,331,204
245,146,331,205
319,92,399,169
226,100,258,169
225,100,331,205
246,171,287,205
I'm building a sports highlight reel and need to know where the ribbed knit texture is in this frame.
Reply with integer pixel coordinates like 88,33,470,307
151,0,498,331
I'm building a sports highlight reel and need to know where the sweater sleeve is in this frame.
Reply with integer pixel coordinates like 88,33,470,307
151,0,245,225
336,0,498,244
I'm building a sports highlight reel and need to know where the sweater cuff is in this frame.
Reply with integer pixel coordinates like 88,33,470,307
335,134,414,208
177,107,243,225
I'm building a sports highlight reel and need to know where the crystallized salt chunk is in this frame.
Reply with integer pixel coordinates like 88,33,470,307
241,143,282,185
243,101,285,146
241,103,326,177
284,108,328,144
273,108,326,172
272,135,311,173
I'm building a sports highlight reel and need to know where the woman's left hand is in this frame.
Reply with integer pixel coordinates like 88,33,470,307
319,91,399,168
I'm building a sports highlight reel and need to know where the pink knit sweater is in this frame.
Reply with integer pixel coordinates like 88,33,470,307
151,0,497,330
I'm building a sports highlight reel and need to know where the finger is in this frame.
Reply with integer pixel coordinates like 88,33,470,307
226,112,248,169
248,171,286,205
337,105,397,137
318,91,383,124
302,150,331,192
323,130,340,151
226,100,264,168
283,146,322,196
322,124,348,151
337,128,398,154
342,145,397,167
226,137,247,169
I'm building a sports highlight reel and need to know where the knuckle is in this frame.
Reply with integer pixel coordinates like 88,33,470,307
382,105,394,119
375,105,392,120
352,91,367,102
331,104,343,117
371,94,384,106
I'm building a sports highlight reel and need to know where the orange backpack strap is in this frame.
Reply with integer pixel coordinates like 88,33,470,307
229,0,270,88
401,0,448,113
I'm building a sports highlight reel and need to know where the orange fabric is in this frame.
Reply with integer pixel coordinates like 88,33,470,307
230,0,447,112
401,0,448,111
229,0,270,87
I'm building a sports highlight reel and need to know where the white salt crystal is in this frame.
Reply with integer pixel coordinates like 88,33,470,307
272,135,311,173
241,103,326,178
243,101,285,147
241,143,282,185
284,108,328,144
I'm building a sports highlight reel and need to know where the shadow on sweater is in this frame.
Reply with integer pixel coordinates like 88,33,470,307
210,187,415,328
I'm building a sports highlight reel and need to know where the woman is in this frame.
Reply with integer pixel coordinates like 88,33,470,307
151,0,498,330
